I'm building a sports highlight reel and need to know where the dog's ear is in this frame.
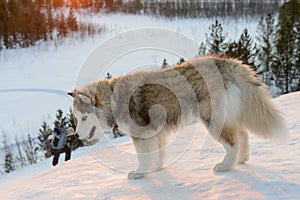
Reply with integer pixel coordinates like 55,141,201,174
78,93,92,105
67,89,77,98
67,92,74,97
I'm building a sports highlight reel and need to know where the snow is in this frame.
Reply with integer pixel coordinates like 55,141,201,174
0,92,300,199
1,13,299,199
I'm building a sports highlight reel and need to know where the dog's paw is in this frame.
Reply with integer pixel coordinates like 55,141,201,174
213,163,231,172
238,154,250,164
128,171,145,179
238,155,249,164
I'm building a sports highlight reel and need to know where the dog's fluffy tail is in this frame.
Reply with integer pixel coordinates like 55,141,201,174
236,64,289,142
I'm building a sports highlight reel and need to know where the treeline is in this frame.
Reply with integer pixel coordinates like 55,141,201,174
29,0,281,18
1,109,84,174
0,0,105,50
105,0,281,18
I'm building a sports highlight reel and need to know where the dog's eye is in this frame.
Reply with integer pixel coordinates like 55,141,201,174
82,116,87,121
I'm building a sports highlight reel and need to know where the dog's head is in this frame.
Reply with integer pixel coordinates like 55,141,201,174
68,82,113,140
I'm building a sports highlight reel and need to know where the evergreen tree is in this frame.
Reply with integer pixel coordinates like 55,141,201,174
37,121,53,158
67,8,78,33
237,28,255,68
2,133,15,173
198,42,207,56
177,58,185,65
274,0,300,93
66,109,83,150
134,0,142,14
256,14,277,86
57,13,68,37
161,58,168,69
24,133,39,165
226,41,239,58
206,20,229,54
104,0,114,11
54,109,68,126
295,18,300,91
93,0,104,12
67,108,77,130
39,12,48,42
46,4,54,40
14,135,27,168
106,72,112,79
4,152,15,173
0,0,7,50
225,29,255,70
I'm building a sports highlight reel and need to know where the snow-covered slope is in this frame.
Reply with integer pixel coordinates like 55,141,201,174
0,92,299,200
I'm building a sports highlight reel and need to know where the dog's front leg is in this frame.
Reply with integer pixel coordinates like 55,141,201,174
128,136,162,179
128,153,148,179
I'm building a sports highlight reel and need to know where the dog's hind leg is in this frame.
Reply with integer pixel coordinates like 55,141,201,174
128,136,162,179
156,133,168,169
213,127,239,172
238,129,250,164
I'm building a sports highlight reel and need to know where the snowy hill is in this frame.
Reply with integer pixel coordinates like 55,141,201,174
0,91,299,200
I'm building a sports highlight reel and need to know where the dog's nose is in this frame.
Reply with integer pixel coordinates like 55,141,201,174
74,133,79,138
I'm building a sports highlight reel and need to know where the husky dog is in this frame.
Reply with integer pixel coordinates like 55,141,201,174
68,55,288,179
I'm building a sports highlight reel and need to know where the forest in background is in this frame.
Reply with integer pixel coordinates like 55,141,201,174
0,0,282,50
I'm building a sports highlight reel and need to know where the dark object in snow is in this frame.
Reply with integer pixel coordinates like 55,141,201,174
112,124,124,138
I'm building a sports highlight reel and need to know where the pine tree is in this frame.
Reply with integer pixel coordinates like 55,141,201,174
14,135,27,168
134,0,142,14
46,4,54,40
0,0,7,50
104,0,114,11
67,108,77,130
161,58,168,69
67,8,78,33
225,29,255,70
39,12,48,42
198,42,207,56
274,0,300,93
57,13,68,37
93,0,104,12
226,41,239,58
237,28,255,68
106,73,112,79
256,14,277,86
37,121,53,159
295,18,300,91
24,133,39,165
177,57,185,65
55,109,68,126
206,20,229,54
2,133,15,173
66,109,83,150
4,152,15,173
